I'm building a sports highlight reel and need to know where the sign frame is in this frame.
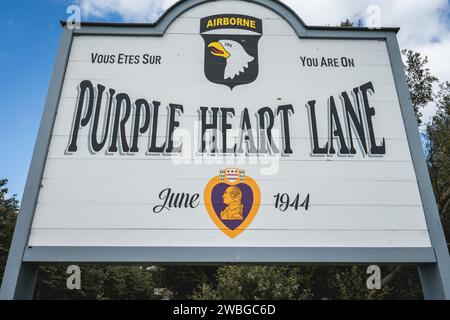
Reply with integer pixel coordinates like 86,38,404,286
1,0,449,300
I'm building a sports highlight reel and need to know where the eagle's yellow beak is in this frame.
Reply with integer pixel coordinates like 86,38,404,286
208,41,230,59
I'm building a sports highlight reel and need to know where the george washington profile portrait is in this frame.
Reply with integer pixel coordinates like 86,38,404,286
220,186,244,220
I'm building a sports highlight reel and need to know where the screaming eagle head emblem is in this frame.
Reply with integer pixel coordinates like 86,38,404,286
208,40,255,80
200,14,262,89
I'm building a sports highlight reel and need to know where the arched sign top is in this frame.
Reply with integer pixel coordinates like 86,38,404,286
62,0,400,37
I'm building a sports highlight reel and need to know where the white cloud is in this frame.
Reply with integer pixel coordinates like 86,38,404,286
286,0,449,45
78,0,177,22
78,0,450,122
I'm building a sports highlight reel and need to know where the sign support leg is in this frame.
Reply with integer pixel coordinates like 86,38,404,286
419,263,450,300
0,263,38,300
0,28,73,300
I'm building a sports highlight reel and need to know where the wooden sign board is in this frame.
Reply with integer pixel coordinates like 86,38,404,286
1,0,449,300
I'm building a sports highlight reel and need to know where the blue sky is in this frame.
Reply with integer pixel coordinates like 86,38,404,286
1,0,449,199
0,0,70,198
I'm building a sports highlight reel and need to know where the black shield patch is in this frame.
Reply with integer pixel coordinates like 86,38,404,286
200,15,263,89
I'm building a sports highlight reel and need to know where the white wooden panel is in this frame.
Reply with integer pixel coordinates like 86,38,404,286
28,229,431,248
36,178,422,206
69,37,391,66
62,60,398,89
42,159,417,181
32,204,426,231
46,135,412,161
72,36,389,53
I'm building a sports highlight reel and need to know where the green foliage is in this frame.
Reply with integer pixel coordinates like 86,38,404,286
191,265,422,300
325,266,421,300
0,179,19,284
427,81,450,241
35,265,217,300
402,49,438,125
153,266,217,299
340,19,354,27
35,265,158,300
192,266,312,300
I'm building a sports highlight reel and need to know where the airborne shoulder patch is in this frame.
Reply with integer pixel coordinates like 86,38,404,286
200,14,263,89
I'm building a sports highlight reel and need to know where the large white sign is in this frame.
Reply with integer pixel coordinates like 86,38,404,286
29,0,431,249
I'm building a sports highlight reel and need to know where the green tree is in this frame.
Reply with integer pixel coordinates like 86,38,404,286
154,266,217,299
35,265,158,300
192,266,312,300
401,49,438,125
340,19,354,27
426,81,450,242
0,179,19,285
191,265,422,300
